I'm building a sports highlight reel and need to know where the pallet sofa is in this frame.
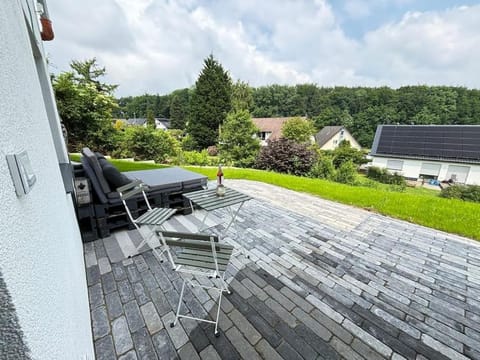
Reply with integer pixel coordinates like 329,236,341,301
74,148,207,241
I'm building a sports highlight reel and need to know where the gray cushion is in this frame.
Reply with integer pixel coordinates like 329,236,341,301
102,164,132,189
82,148,111,194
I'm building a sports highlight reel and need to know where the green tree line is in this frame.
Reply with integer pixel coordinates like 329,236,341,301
117,84,480,147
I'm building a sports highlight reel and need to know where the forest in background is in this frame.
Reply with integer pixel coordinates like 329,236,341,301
116,85,480,147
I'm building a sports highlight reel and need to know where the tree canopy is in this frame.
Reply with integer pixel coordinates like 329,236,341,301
116,84,480,149
219,110,260,167
187,55,232,149
53,58,118,151
281,117,316,143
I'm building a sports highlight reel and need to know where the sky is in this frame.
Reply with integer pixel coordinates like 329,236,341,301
44,0,480,97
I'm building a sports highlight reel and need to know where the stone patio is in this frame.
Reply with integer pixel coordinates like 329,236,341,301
84,180,480,360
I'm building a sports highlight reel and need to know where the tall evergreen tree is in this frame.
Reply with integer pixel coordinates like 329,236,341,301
169,88,190,130
188,55,232,149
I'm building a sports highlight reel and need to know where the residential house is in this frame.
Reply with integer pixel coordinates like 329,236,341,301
370,125,480,185
1,1,94,358
252,117,305,146
126,117,170,130
315,126,361,150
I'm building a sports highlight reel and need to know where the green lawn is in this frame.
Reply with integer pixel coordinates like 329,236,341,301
70,154,480,240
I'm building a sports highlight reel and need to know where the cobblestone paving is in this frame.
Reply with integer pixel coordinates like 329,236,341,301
85,180,480,359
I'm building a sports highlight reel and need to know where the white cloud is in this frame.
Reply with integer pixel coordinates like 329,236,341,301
44,1,480,96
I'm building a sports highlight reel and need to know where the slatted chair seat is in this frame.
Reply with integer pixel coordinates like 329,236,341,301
136,207,176,226
117,180,176,263
158,230,234,337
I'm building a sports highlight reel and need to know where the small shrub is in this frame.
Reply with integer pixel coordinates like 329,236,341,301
335,160,357,184
367,166,406,186
179,150,210,166
441,185,480,203
121,126,180,163
309,156,336,180
254,138,316,176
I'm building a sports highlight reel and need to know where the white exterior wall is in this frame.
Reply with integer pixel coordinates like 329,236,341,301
371,157,480,185
320,130,361,150
0,2,94,359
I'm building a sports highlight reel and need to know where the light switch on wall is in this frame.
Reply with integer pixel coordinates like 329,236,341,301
6,150,37,197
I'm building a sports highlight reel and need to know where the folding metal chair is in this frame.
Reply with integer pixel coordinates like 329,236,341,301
158,230,233,337
117,180,177,263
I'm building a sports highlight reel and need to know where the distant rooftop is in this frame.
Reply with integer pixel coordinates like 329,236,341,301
252,117,306,140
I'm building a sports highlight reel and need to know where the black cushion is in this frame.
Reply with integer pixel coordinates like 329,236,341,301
95,152,106,160
82,148,111,194
97,158,110,169
102,164,132,189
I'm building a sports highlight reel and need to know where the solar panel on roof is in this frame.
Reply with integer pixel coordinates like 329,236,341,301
374,126,480,162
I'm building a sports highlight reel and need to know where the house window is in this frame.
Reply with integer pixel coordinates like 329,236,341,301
387,159,403,171
258,131,271,140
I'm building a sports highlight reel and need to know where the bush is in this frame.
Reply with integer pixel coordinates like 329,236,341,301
367,166,406,186
178,150,210,166
254,138,316,176
332,141,368,168
309,156,336,180
121,127,180,163
335,160,357,184
441,185,480,203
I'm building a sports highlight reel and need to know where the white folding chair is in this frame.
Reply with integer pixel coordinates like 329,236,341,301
117,180,177,263
158,230,233,337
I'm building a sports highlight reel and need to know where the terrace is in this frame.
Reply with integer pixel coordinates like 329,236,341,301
86,180,480,360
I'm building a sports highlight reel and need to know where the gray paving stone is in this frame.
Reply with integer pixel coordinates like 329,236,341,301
225,326,262,360
265,298,297,328
140,301,163,335
178,342,201,360
351,338,385,360
133,255,149,272
101,271,117,295
310,309,354,345
241,278,268,301
92,306,110,340
292,308,332,341
162,311,189,349
306,295,344,323
87,265,101,286
89,283,105,309
105,291,124,321
112,316,134,355
98,257,112,275
152,329,179,360
199,345,222,360
343,318,393,358
421,334,469,360
150,287,171,316
126,264,142,283
131,327,157,360
264,285,296,311
118,350,137,360
124,300,145,333
329,337,364,360
95,335,116,360
255,339,283,360
276,340,303,360
372,306,421,339
112,263,128,281
132,282,150,306
141,270,159,292
118,279,135,303
279,286,314,312
228,309,262,345
84,181,480,360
